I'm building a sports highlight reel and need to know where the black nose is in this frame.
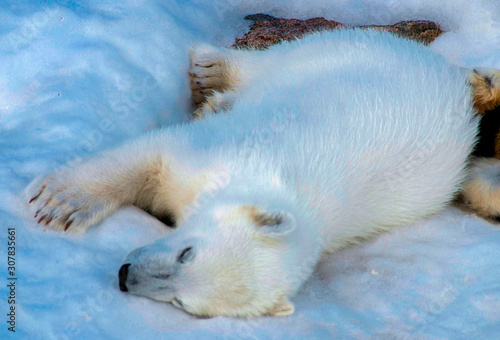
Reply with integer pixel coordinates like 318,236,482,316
119,263,131,292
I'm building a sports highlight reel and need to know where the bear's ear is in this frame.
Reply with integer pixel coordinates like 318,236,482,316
247,206,296,238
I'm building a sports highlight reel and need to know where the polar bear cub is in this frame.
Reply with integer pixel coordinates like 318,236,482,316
27,30,479,317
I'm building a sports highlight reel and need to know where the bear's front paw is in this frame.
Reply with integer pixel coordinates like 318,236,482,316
26,173,116,233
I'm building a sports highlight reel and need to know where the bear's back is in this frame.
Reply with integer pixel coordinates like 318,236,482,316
184,30,478,244
187,30,475,154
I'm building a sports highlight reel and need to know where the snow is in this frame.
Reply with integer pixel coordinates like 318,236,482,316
1,0,500,338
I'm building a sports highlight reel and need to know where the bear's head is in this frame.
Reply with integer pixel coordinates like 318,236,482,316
118,204,307,318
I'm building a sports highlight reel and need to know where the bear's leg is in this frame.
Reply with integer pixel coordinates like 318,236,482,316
25,137,207,233
466,68,500,219
189,44,242,118
462,158,500,219
469,68,500,114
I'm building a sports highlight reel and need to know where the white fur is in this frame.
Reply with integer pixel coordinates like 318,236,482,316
26,30,478,317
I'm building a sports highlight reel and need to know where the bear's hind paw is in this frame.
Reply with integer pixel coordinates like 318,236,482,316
189,44,238,115
462,158,500,220
469,68,500,114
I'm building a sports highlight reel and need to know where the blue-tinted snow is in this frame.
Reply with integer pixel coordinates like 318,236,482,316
1,1,499,339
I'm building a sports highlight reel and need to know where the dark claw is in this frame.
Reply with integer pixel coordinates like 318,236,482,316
45,216,53,225
29,185,46,204
34,210,40,218
60,214,70,226
485,76,493,87
64,220,73,231
38,215,47,224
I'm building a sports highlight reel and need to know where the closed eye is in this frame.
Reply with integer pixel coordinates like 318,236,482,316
152,273,171,280
173,298,184,309
177,246,195,263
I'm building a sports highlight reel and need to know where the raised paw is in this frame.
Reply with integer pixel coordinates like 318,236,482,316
189,44,239,111
26,172,117,233
469,68,500,114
